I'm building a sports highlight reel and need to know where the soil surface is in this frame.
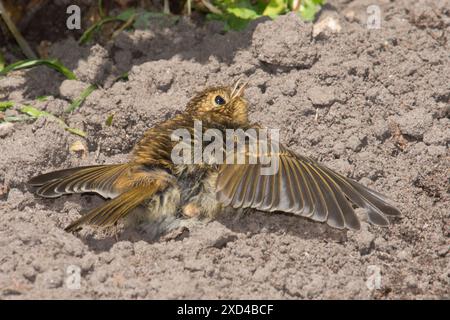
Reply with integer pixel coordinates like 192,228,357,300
0,0,449,299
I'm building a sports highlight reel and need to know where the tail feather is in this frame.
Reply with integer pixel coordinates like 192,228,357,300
64,185,158,232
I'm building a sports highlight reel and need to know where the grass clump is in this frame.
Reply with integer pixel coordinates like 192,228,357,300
208,0,326,30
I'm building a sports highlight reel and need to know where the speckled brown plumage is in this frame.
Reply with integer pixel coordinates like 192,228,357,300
29,81,400,233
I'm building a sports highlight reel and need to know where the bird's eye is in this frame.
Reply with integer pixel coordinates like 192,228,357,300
214,95,226,106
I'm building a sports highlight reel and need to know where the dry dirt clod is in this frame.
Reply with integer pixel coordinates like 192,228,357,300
313,15,342,38
388,121,408,151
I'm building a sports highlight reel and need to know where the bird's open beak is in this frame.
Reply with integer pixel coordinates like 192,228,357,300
231,79,249,100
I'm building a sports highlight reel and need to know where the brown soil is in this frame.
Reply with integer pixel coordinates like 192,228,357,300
0,0,449,299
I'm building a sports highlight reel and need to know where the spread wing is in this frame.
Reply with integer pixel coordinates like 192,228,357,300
216,145,400,230
30,164,174,231
28,164,130,199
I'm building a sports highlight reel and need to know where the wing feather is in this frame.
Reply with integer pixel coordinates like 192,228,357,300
64,184,160,232
242,165,259,207
216,144,401,230
30,164,130,199
284,156,305,214
277,156,295,212
305,162,344,228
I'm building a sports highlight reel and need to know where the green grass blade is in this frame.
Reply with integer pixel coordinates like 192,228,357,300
3,115,29,122
98,0,105,18
0,59,76,79
0,101,14,111
78,16,120,45
20,105,67,126
105,114,114,126
19,105,86,137
116,8,137,21
65,127,87,137
79,8,143,45
0,1,37,59
20,105,52,118
0,52,5,71
114,72,129,82
36,95,50,101
66,84,97,113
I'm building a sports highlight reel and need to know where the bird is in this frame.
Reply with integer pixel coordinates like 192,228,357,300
29,80,401,234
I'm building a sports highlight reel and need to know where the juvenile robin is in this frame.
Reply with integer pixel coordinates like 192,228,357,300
29,80,400,233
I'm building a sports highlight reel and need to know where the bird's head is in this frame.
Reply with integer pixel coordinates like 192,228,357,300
185,80,249,127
